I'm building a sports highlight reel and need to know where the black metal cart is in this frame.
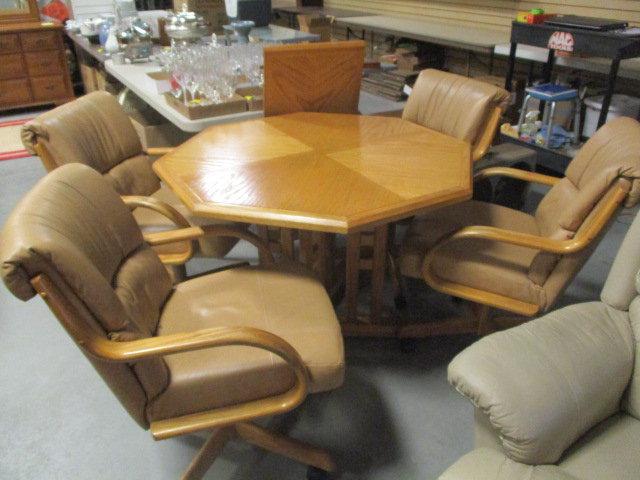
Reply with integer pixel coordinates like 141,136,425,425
503,21,640,171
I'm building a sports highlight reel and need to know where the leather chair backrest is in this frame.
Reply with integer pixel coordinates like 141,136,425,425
0,164,174,427
402,69,509,148
263,40,365,116
528,117,640,302
601,209,640,420
21,91,160,196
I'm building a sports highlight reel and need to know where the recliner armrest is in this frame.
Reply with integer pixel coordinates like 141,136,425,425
448,302,634,465
439,448,580,480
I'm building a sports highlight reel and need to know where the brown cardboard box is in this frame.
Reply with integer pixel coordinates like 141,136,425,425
79,63,99,92
173,0,227,34
129,108,193,149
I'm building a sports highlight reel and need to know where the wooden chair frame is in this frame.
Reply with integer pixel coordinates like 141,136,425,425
30,226,336,479
471,106,504,162
399,167,628,336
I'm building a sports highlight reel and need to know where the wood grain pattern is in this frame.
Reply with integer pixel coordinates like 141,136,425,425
263,40,365,116
153,112,472,234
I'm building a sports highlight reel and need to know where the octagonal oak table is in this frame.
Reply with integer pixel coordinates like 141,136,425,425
153,112,472,336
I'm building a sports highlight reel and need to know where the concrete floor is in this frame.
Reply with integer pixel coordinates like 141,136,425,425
0,118,636,479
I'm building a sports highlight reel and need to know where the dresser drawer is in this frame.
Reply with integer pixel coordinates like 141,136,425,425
31,74,69,100
20,30,61,52
0,34,21,54
0,78,32,106
0,53,27,80
25,50,64,77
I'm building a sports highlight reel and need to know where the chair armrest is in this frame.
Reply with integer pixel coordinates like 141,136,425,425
474,167,560,187
426,181,627,259
143,224,276,266
439,448,581,480
122,195,195,264
121,195,191,228
144,147,174,156
31,272,306,440
448,302,634,465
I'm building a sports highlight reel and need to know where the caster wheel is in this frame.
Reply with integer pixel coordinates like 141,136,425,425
307,466,333,480
394,294,407,310
399,338,418,354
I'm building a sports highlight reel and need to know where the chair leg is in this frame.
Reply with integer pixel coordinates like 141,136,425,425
235,422,336,473
388,252,407,310
470,303,493,336
181,427,235,480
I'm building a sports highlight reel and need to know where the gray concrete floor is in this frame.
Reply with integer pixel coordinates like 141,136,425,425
0,121,635,479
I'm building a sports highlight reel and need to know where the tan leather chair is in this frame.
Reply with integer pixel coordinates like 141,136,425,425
402,69,510,162
399,117,640,335
263,40,365,117
20,91,240,264
439,208,640,480
0,163,344,480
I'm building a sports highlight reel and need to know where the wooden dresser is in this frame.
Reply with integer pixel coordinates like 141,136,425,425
0,22,74,111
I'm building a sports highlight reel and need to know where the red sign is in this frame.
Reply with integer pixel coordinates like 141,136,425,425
548,31,575,52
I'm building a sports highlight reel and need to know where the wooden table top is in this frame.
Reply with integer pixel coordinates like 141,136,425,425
153,112,472,233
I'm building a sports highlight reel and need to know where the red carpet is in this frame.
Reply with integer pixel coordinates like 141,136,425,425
0,118,33,162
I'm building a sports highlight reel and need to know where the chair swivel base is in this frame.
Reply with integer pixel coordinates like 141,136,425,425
181,421,336,480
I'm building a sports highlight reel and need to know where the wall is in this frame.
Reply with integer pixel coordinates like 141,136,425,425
324,0,640,30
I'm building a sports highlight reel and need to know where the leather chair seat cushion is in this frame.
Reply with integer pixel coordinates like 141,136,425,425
558,414,640,480
146,262,344,421
400,201,546,307
132,185,241,258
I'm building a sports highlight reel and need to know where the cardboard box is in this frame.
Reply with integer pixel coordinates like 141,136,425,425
173,0,227,34
129,108,193,149
146,71,173,94
79,63,99,92
164,92,247,119
236,85,263,111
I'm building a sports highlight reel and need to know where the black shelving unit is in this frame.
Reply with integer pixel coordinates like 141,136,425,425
503,21,640,171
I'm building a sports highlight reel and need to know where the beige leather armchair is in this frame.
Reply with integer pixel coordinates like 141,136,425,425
0,164,344,480
20,91,241,267
402,69,510,162
439,208,640,480
399,117,640,335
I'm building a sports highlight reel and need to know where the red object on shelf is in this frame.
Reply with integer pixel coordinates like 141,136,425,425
526,13,556,24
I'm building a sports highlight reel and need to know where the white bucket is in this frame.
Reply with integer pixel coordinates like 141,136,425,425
583,94,640,137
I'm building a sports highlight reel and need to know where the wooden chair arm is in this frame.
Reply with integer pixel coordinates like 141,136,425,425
471,106,503,163
144,224,276,266
144,147,175,156
121,195,191,228
427,182,627,260
474,167,561,187
31,273,309,440
121,195,195,265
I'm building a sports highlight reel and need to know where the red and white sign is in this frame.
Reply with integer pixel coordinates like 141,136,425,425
548,31,575,52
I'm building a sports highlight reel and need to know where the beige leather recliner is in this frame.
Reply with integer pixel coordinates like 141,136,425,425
439,207,640,480
402,69,510,162
399,117,640,334
0,163,344,480
20,91,240,263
